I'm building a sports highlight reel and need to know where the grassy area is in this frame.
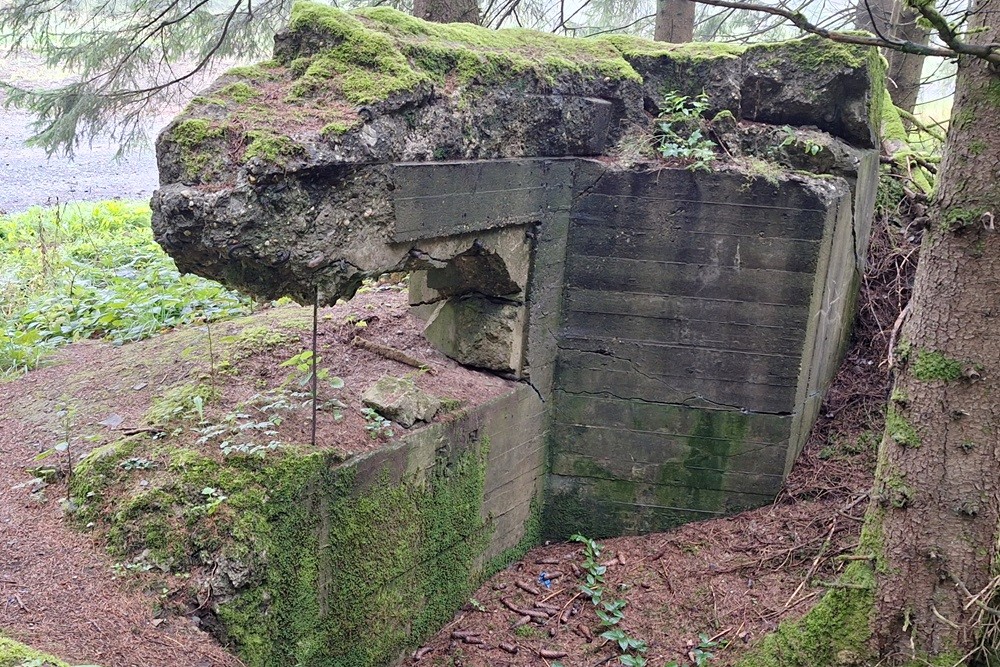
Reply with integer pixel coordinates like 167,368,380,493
0,201,250,377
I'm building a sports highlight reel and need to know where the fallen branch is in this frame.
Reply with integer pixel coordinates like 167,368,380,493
352,336,436,374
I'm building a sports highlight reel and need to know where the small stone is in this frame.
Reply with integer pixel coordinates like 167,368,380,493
98,413,125,428
361,376,440,428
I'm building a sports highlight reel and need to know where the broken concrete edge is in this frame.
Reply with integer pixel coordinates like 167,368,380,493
154,0,884,188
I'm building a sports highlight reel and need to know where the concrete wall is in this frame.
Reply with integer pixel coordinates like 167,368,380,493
545,164,859,538
217,384,546,667
385,157,874,539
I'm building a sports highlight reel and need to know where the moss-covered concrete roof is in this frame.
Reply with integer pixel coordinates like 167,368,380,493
157,1,881,186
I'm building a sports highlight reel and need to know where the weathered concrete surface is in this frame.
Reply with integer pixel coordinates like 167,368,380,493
544,165,864,537
151,2,882,307
151,3,884,544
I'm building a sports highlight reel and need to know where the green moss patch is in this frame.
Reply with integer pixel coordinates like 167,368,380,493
71,426,495,667
911,349,964,382
885,405,921,448
169,119,228,183
242,131,306,165
0,637,81,667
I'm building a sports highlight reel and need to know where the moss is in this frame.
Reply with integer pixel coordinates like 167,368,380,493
220,326,297,363
911,349,964,382
875,172,906,217
749,36,868,70
890,386,909,405
359,5,641,83
0,637,79,667
72,425,496,667
655,410,748,513
940,205,990,232
880,91,934,193
738,503,885,666
986,78,1000,106
321,121,357,138
739,157,785,186
748,562,874,665
283,1,642,99
881,90,908,143
884,473,916,508
169,119,227,182
885,405,921,448
736,560,875,667
600,34,744,61
225,62,283,80
171,119,223,147
242,131,305,166
218,82,261,104
217,443,493,666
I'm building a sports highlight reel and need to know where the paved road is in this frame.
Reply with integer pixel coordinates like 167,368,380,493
0,106,163,214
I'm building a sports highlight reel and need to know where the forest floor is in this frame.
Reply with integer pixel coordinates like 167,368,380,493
0,204,921,667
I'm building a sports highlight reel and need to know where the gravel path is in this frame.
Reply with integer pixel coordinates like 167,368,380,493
0,52,167,215
0,106,162,215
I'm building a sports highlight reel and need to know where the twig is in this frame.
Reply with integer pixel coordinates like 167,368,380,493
894,106,947,143
783,519,836,610
887,301,912,370
352,336,436,374
539,587,567,603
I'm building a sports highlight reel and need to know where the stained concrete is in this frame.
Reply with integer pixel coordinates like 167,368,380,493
152,5,883,542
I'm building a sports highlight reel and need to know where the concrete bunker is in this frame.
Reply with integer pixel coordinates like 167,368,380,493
150,4,883,662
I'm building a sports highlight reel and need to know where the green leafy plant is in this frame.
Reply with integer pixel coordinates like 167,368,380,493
0,202,250,377
666,633,725,667
197,486,227,513
361,407,393,440
779,125,824,156
655,91,717,172
570,534,649,667
691,633,723,666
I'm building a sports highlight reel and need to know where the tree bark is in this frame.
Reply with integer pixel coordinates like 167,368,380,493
872,0,1000,661
413,0,479,24
854,0,894,36
885,3,930,116
654,0,695,43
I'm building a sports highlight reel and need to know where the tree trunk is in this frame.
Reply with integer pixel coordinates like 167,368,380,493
654,0,695,43
413,0,479,24
872,0,1000,661
854,0,894,36
885,3,930,116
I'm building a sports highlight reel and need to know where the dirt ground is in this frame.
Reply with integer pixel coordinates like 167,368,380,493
0,289,515,666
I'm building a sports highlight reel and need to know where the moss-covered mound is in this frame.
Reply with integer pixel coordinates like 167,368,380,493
72,432,498,667
157,0,882,185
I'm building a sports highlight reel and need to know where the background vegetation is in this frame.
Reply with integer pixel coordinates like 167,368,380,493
0,202,249,377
